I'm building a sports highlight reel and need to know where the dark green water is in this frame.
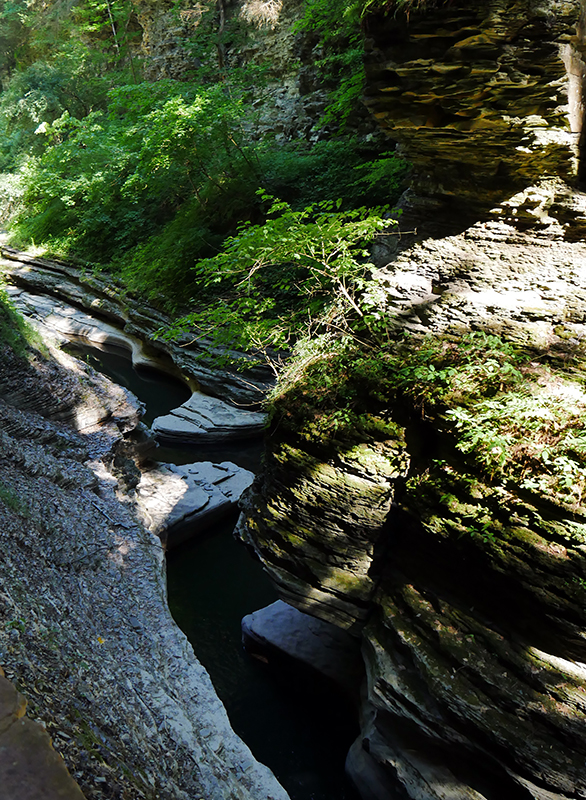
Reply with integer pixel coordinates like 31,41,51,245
167,521,360,800
64,343,192,426
67,341,361,800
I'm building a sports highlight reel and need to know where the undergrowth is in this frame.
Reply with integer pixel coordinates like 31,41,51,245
0,286,37,356
269,329,586,510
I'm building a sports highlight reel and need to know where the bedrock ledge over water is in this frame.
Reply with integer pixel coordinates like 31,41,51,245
0,337,288,800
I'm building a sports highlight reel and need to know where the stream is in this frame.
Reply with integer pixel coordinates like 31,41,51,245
67,341,361,800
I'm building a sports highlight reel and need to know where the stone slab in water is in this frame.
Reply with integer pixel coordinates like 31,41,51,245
151,392,266,443
137,460,255,547
242,600,363,693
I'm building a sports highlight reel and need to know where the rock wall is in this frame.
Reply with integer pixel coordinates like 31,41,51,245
0,336,288,800
363,0,584,211
133,0,381,141
238,1,586,798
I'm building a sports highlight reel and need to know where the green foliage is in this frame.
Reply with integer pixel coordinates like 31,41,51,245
0,0,33,73
447,373,586,508
12,78,260,264
259,139,409,210
0,479,27,516
0,0,140,172
0,47,116,170
0,285,34,356
161,195,393,365
273,323,586,511
296,0,368,128
268,330,526,447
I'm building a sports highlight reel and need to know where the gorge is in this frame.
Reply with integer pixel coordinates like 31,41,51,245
1,0,586,799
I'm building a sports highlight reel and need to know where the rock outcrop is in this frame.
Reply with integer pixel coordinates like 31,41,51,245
238,1,586,799
242,600,364,694
0,335,288,800
152,393,266,444
363,0,583,211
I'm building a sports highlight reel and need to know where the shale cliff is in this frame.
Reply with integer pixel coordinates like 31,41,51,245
238,1,586,798
0,327,288,799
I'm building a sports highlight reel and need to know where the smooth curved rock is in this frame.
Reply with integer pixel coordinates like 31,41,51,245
0,245,273,405
151,393,267,444
5,283,188,376
136,460,255,547
5,282,268,444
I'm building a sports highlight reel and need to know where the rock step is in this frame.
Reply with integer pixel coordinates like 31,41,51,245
151,393,266,444
136,460,255,548
0,669,85,800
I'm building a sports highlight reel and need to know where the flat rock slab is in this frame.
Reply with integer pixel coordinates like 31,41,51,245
242,600,363,693
136,461,255,547
0,674,85,800
151,392,266,443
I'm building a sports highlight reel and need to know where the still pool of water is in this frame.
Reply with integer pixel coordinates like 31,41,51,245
166,519,361,800
64,342,192,426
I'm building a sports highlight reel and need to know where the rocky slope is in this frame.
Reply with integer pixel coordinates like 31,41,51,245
0,334,288,799
238,1,586,798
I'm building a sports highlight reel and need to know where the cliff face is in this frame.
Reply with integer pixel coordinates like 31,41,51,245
134,0,380,141
238,1,586,798
363,0,583,211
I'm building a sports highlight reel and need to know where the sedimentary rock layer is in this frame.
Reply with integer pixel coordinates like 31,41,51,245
239,2,586,796
0,340,288,800
363,0,582,209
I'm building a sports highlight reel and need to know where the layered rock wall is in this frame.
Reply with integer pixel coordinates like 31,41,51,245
0,337,288,800
239,1,586,798
363,0,584,210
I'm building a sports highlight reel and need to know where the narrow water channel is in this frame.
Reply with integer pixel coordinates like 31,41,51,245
67,341,361,800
